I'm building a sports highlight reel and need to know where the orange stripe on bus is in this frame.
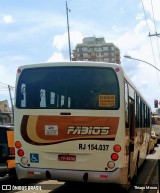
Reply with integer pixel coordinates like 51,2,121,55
21,115,119,145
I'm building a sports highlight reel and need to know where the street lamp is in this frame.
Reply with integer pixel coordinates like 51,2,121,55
124,55,160,72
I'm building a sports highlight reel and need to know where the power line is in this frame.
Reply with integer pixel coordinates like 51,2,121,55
150,0,160,61
141,0,150,32
0,81,15,89
141,0,160,87
151,0,157,32
149,0,160,38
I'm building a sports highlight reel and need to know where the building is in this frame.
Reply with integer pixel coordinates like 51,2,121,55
0,100,13,124
0,100,10,112
72,37,120,64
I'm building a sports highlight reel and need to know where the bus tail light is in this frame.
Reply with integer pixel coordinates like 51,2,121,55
10,147,15,155
111,153,119,161
113,144,121,153
15,141,22,149
17,149,24,157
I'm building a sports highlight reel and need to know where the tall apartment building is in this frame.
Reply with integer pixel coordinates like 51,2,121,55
72,37,120,64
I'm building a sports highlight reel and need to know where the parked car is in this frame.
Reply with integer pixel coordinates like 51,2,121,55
152,125,160,142
151,130,158,147
0,125,15,177
148,138,155,154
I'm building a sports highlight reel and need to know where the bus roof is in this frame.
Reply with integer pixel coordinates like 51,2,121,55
17,61,121,69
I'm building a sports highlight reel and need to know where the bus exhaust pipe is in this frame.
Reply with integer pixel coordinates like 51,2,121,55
46,171,51,180
83,173,88,182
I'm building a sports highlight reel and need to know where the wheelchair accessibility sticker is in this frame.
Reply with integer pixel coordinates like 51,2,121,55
30,153,39,163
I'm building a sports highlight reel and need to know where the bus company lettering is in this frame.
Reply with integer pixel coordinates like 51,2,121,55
67,126,110,135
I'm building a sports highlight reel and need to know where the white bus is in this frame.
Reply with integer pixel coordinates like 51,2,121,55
14,62,151,188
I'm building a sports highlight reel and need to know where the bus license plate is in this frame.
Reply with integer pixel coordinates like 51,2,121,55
58,154,76,161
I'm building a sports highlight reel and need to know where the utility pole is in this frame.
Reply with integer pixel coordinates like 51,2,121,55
149,32,160,38
8,85,14,122
66,1,72,61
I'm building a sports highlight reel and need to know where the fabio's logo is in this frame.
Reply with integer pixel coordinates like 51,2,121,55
67,126,110,135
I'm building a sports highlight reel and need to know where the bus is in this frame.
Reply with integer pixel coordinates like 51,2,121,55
14,61,151,188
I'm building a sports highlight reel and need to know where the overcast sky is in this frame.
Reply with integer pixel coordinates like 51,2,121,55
0,0,160,112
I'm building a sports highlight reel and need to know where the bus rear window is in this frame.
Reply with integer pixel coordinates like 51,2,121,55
16,66,119,110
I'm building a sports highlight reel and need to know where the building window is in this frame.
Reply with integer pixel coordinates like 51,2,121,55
111,46,115,51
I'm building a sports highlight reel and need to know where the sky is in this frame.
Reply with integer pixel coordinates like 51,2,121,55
0,0,160,112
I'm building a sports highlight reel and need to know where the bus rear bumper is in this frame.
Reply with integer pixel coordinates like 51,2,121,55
16,163,124,184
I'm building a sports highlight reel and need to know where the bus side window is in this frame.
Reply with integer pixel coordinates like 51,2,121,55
136,94,140,128
125,83,129,128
